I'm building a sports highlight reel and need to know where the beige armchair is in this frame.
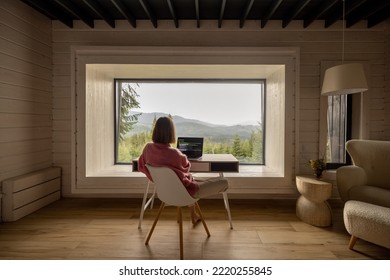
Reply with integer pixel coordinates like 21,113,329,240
337,139,390,208
337,140,390,250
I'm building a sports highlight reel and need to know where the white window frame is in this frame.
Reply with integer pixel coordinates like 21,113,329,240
71,46,299,197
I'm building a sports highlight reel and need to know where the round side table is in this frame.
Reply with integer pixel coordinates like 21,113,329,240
295,175,333,227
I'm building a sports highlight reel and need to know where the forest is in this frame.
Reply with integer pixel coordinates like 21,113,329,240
117,125,263,164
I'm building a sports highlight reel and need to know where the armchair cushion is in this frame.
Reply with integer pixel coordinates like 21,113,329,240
348,185,390,208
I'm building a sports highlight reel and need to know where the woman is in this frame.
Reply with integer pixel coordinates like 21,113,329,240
138,116,229,224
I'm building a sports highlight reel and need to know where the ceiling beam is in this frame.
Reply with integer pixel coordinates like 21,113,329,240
282,0,311,28
261,0,283,28
324,0,366,28
81,0,115,28
195,0,200,28
166,0,179,28
21,0,73,28
218,0,227,28
303,0,338,28
367,8,390,28
20,0,390,31
110,0,136,28
240,0,255,28
53,0,94,28
139,0,157,28
346,1,390,28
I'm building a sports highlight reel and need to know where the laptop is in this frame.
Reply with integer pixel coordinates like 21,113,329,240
177,137,204,160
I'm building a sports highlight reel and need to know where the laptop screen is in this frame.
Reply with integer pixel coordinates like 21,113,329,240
177,137,204,159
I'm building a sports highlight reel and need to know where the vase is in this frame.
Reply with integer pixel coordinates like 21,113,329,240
315,170,323,179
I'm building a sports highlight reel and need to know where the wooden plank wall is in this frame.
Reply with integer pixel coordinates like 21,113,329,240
0,0,53,182
0,0,389,196
50,20,389,195
385,24,390,140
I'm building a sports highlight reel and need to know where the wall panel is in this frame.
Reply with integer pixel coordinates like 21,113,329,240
1,0,389,197
49,19,390,196
0,0,52,182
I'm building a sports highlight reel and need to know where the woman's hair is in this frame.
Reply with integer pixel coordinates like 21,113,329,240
152,116,176,144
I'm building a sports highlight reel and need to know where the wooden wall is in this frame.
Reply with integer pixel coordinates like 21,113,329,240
0,0,52,182
385,25,390,140
50,19,390,195
1,0,389,196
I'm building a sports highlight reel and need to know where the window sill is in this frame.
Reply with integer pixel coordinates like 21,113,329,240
88,164,283,178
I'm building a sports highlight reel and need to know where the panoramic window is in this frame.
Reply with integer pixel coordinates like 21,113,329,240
115,79,265,165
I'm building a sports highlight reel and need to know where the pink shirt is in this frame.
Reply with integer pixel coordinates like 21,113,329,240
138,142,199,197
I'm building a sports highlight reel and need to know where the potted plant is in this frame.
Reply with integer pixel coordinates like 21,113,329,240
308,158,326,179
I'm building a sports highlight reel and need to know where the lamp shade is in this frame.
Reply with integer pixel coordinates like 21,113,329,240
321,63,368,95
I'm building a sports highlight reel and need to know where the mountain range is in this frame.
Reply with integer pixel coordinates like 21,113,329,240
128,112,261,139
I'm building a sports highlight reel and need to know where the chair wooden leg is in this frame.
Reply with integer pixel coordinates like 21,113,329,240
178,207,184,260
222,191,233,229
348,235,358,250
138,180,151,229
149,184,156,209
145,202,165,245
195,202,210,237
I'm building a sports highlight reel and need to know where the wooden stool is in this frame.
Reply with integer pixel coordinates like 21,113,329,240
296,176,332,227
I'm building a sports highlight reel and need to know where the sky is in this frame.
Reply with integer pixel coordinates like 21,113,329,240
130,82,263,126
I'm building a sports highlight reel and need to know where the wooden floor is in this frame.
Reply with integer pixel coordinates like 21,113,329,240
0,198,389,260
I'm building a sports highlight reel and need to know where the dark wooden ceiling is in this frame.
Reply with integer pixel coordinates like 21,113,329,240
20,0,390,29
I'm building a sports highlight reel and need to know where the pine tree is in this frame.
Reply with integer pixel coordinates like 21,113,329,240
251,129,263,163
119,83,141,140
232,135,242,157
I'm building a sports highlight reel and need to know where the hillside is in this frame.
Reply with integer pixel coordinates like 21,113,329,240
127,112,261,139
134,111,222,127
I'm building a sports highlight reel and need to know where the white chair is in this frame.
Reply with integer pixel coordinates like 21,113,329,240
139,175,233,230
144,164,210,260
138,179,156,229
